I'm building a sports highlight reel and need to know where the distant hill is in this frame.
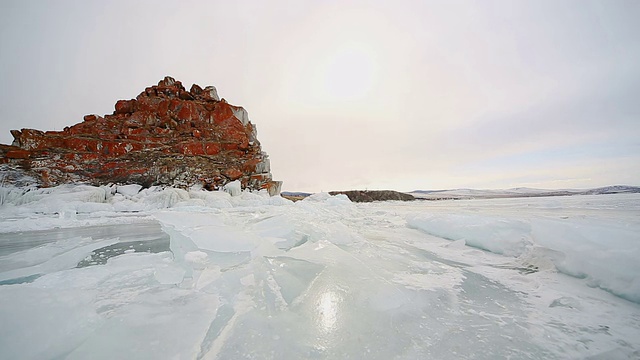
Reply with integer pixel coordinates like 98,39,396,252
409,185,640,200
281,190,415,202
329,190,414,202
582,185,640,195
281,186,640,202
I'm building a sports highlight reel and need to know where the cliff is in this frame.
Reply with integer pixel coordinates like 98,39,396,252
0,76,281,194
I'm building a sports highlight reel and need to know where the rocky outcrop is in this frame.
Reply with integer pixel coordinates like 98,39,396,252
328,190,414,202
0,76,281,194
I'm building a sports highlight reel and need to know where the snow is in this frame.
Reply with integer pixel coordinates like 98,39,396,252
222,180,242,197
116,184,142,196
0,185,639,359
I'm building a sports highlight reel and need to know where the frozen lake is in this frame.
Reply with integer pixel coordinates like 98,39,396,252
0,185,639,359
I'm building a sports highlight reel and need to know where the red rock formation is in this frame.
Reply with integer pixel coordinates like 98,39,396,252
0,76,281,194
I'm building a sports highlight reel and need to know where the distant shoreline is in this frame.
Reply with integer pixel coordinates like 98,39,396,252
282,185,640,202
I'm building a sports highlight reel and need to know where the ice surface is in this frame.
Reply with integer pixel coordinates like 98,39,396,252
0,186,639,359
407,213,533,256
407,199,640,303
0,236,120,282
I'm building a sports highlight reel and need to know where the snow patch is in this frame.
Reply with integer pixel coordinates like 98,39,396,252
116,184,143,196
222,180,241,197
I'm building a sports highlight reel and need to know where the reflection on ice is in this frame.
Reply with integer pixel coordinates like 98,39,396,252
317,291,341,333
0,188,639,359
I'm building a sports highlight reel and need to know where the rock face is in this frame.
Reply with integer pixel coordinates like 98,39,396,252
0,76,281,194
328,190,414,202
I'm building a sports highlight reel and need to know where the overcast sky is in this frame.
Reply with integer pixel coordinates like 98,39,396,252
1,0,639,192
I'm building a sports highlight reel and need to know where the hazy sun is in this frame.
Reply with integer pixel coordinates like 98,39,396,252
280,6,395,110
322,48,376,101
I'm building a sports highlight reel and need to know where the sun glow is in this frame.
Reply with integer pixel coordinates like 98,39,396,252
321,47,376,101
278,6,403,111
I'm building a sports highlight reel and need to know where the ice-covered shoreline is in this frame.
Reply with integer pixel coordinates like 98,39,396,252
0,182,289,233
0,185,639,359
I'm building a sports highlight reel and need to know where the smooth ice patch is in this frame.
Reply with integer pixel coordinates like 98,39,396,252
0,237,120,282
